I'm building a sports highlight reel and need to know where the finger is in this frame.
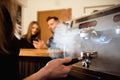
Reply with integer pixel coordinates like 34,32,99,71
60,57,72,64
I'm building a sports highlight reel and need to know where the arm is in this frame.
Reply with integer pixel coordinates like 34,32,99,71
23,57,72,80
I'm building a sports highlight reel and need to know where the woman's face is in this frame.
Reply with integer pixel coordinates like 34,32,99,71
31,24,39,35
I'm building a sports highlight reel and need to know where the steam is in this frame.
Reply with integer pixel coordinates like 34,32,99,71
48,23,116,59
48,23,82,58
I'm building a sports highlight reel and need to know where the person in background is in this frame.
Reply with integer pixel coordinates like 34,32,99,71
46,16,71,58
0,0,72,80
46,16,64,58
20,21,47,49
46,16,60,48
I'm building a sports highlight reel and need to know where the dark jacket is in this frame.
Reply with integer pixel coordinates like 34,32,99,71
19,37,35,48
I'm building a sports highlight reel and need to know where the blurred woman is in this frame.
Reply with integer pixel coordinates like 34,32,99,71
0,0,20,79
20,21,47,49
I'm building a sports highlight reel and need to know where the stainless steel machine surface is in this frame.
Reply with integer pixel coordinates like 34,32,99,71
72,4,120,77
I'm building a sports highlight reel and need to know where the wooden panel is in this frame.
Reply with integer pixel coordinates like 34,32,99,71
19,57,51,79
19,49,49,57
37,8,72,43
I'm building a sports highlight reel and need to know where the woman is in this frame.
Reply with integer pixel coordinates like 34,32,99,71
0,0,72,80
20,21,47,49
0,0,20,79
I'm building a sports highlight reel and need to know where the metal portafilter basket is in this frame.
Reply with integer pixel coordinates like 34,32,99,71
80,51,98,68
64,51,98,68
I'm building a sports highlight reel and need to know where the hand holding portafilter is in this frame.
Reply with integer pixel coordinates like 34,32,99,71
64,51,97,67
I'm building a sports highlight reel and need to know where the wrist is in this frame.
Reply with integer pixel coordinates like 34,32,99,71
37,66,51,80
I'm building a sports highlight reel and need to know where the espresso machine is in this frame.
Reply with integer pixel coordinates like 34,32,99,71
69,4,120,79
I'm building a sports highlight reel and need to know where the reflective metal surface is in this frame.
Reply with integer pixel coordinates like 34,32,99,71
73,4,120,76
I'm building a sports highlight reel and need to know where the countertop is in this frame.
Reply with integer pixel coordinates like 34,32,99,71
19,48,50,57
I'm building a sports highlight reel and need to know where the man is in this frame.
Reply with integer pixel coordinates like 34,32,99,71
46,16,78,59
46,16,66,58
46,16,60,48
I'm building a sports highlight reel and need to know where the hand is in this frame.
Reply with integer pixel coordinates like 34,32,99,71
33,40,47,49
42,57,73,79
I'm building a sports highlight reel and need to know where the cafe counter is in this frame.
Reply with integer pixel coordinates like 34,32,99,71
19,48,52,79
19,48,50,57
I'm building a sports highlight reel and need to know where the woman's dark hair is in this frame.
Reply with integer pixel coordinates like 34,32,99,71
0,0,18,54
